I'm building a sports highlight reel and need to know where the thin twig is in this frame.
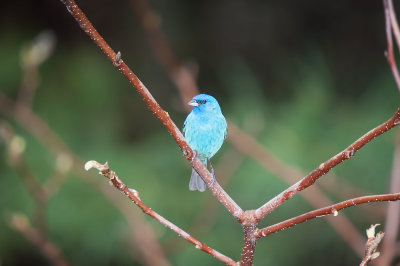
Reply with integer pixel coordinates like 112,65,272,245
360,224,384,266
256,193,400,238
378,131,400,265
319,177,387,218
255,107,400,221
84,160,237,266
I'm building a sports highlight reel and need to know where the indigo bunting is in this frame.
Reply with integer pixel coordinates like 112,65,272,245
183,94,227,192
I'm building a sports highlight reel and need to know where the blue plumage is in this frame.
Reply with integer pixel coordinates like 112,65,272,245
183,94,227,192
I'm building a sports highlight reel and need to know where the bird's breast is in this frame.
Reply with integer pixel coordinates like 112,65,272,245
184,113,226,159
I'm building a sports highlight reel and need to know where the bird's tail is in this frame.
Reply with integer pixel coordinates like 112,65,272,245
189,158,214,192
189,167,207,192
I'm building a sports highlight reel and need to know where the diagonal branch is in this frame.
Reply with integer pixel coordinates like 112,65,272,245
255,107,400,221
58,0,243,220
256,193,400,239
84,160,237,266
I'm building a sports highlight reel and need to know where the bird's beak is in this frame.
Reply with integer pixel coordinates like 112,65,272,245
188,99,199,107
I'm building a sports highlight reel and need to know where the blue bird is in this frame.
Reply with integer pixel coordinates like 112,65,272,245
183,94,227,192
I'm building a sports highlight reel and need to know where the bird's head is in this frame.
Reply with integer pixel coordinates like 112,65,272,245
188,94,221,113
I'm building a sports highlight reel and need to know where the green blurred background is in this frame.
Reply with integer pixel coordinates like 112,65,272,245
1,0,400,265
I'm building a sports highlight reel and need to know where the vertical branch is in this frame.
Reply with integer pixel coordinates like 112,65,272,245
238,211,258,266
378,131,400,265
240,224,257,266
388,0,400,55
383,0,400,93
379,2,400,263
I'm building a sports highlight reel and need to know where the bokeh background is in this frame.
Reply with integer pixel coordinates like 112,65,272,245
1,0,400,265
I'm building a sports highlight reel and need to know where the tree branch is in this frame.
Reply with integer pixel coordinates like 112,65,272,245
84,160,237,266
255,107,400,221
387,0,400,56
227,122,367,255
240,224,257,266
379,131,400,265
256,193,400,239
383,0,400,94
58,0,243,220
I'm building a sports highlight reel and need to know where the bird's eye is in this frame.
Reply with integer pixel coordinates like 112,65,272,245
200,100,207,104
